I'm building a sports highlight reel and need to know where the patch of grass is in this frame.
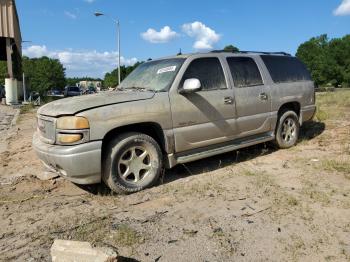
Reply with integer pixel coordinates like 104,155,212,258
286,196,299,206
69,217,110,244
344,145,350,155
112,224,143,247
289,234,306,261
322,159,350,176
316,91,350,108
253,172,275,189
239,169,257,176
315,108,328,121
272,193,300,208
307,190,331,204
20,103,35,114
212,227,225,238
315,91,350,121
162,179,226,197
50,217,143,255
301,180,331,205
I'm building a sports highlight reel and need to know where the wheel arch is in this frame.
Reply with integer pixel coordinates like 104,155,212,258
277,102,301,119
101,122,169,160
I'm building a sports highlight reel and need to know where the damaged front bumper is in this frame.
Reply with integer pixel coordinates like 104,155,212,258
32,132,102,184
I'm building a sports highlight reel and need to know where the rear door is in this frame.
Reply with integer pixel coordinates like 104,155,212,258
226,56,272,136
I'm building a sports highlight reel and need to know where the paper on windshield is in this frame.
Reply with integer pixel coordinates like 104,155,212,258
157,66,177,74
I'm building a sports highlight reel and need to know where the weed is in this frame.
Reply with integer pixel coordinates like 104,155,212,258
254,172,275,189
162,179,226,197
112,224,143,247
70,217,110,244
322,159,350,175
290,234,306,261
241,169,257,176
286,196,299,206
308,190,330,204
301,180,331,205
315,108,328,121
20,103,35,114
316,91,350,108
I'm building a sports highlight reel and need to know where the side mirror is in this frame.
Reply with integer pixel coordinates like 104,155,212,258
180,78,202,94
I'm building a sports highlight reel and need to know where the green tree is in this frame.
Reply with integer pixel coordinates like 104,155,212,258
103,62,143,88
103,70,118,88
296,34,330,86
23,56,66,95
327,35,350,87
0,61,7,85
296,34,350,87
223,45,239,52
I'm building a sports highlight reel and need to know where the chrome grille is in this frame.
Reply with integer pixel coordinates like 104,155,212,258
37,116,56,144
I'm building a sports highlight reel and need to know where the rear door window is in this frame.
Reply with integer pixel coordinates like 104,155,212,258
261,55,312,83
226,57,263,87
182,57,227,91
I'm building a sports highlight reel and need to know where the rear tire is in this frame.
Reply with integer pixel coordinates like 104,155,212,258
102,132,163,194
274,110,300,149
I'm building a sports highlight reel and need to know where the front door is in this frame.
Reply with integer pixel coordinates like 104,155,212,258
169,57,236,153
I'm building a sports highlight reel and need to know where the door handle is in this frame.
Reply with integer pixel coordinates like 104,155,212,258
224,96,234,104
259,92,268,101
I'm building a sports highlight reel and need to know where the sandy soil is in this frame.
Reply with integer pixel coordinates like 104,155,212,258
0,93,349,261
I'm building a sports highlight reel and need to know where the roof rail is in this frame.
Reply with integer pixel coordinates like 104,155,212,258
210,50,291,56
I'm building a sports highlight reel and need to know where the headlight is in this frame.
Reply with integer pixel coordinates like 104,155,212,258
57,116,89,130
56,116,90,145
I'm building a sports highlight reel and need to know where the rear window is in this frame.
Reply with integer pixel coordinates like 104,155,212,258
261,55,311,83
226,57,263,87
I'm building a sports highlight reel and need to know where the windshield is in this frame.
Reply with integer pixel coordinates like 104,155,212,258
119,58,185,92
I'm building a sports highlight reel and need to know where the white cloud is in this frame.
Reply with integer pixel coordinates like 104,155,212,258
84,0,95,3
141,26,178,43
64,11,77,19
24,45,49,57
23,45,138,78
182,21,221,50
334,0,350,16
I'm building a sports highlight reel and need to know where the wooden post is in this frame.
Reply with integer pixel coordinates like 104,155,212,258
6,38,13,79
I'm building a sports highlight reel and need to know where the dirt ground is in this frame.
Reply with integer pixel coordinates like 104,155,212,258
0,92,349,262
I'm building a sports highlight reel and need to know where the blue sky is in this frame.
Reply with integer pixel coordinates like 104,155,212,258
17,0,350,78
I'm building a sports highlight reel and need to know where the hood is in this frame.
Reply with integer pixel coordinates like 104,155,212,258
38,91,155,117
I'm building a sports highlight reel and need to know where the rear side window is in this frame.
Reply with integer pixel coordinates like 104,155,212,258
182,57,227,91
261,55,311,83
226,57,263,87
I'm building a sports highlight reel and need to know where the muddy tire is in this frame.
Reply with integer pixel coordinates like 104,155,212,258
102,132,163,194
274,110,300,149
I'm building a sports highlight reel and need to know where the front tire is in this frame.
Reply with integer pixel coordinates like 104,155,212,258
274,110,300,149
102,132,163,194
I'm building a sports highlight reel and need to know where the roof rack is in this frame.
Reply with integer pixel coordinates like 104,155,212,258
210,50,291,56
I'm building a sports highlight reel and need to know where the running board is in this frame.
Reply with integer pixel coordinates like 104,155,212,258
175,134,274,165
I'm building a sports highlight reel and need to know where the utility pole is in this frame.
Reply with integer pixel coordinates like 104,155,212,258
95,12,121,86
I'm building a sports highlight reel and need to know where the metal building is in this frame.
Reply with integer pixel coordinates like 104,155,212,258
0,0,22,79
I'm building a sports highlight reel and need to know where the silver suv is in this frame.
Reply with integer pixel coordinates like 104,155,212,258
33,51,316,193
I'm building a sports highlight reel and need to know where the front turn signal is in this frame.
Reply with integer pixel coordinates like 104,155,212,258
57,134,83,144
